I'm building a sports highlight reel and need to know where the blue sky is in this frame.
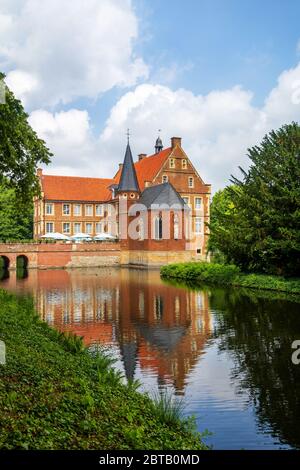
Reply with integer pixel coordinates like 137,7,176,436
1,0,300,189
82,0,300,132
135,0,300,103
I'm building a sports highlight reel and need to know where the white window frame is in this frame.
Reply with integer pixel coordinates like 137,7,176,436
74,204,81,216
74,223,81,234
106,204,112,216
46,203,54,215
195,197,202,210
85,222,93,234
95,222,103,234
85,204,93,216
182,159,187,169
96,204,104,216
62,222,70,234
162,175,168,183
63,203,70,216
195,217,202,234
46,222,54,233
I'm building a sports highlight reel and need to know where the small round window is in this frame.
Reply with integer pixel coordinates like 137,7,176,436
130,193,135,199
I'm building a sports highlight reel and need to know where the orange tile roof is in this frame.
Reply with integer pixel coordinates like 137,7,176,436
115,147,172,190
41,174,115,202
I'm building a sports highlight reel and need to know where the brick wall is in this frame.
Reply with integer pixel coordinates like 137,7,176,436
34,200,118,238
152,143,211,258
0,242,121,269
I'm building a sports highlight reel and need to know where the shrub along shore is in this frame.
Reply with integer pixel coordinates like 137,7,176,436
161,262,300,295
0,290,207,450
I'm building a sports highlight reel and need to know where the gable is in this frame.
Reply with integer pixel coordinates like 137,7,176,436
157,146,203,182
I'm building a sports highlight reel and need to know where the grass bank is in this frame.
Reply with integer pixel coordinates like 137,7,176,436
161,262,300,295
0,290,207,450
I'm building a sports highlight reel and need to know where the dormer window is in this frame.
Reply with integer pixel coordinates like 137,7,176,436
169,158,175,169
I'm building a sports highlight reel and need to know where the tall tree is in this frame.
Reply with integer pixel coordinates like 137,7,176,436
0,72,52,201
209,123,300,276
0,183,33,241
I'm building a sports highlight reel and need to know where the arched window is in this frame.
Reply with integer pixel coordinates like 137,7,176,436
154,215,163,240
139,218,144,240
174,214,179,240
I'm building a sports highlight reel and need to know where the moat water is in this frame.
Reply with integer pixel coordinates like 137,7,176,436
1,267,300,449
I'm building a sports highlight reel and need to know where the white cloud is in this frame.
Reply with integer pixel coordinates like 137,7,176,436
28,61,300,191
98,62,300,190
1,0,148,107
5,70,39,106
29,109,96,170
264,63,300,113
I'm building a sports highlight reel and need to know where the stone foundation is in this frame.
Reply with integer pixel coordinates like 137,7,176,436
120,250,194,267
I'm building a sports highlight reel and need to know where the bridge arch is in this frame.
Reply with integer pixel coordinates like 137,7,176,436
0,255,10,270
16,255,29,269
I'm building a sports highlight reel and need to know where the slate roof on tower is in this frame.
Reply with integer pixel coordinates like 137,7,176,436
117,143,140,193
139,182,188,209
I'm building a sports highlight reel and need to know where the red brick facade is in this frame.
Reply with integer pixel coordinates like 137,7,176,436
33,137,211,257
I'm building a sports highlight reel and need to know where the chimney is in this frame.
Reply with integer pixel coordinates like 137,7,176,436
37,168,43,177
119,163,123,171
138,153,147,161
171,137,182,148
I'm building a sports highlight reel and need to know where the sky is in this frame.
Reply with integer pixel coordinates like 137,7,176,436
1,0,300,191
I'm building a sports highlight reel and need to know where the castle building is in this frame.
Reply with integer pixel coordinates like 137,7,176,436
34,136,211,260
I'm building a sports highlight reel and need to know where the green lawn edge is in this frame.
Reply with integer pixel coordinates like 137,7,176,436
0,289,207,450
160,262,300,295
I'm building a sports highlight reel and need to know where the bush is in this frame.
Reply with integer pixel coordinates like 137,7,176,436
161,262,300,295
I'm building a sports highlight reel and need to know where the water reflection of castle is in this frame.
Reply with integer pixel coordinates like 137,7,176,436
4,268,212,392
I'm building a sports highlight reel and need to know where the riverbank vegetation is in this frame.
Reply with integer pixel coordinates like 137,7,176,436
208,123,300,277
161,262,300,295
0,289,207,450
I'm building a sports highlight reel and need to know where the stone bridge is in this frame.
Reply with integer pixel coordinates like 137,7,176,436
0,242,121,270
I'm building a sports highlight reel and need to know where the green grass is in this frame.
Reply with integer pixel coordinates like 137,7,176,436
151,391,184,427
0,290,207,450
161,262,300,295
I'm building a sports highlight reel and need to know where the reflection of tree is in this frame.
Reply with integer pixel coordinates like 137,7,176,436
210,288,300,449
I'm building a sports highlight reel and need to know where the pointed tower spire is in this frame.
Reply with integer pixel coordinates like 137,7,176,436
117,138,140,193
